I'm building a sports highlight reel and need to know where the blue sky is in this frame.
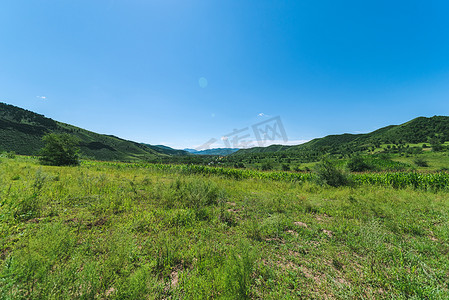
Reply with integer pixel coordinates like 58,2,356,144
1,0,449,149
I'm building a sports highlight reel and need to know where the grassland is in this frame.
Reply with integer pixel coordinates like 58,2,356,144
1,156,449,299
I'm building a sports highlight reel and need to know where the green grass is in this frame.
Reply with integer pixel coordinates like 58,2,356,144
1,156,449,299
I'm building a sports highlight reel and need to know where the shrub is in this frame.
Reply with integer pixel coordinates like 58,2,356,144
39,133,80,166
260,162,273,171
314,159,348,187
234,162,245,168
5,151,16,159
347,156,371,172
414,157,429,167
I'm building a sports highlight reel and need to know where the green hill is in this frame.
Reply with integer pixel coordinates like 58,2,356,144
236,116,449,156
142,144,192,156
0,102,164,161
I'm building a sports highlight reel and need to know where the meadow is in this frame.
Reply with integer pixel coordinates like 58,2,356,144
1,156,448,299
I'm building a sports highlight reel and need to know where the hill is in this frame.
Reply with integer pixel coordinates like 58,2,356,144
142,144,191,156
236,116,449,156
0,102,164,161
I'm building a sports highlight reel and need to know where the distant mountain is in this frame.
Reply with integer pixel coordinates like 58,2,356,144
183,148,197,153
184,148,239,156
142,144,191,156
0,102,164,161
235,116,449,155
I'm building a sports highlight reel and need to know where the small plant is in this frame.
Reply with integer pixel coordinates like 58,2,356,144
5,151,16,159
223,242,256,299
414,157,429,167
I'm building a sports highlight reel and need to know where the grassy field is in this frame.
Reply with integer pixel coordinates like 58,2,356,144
1,156,449,299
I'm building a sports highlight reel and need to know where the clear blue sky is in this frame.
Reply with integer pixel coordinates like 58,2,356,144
1,0,449,149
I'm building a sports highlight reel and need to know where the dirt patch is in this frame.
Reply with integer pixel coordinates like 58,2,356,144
264,237,285,244
105,287,115,297
294,221,308,228
170,269,179,287
65,218,80,224
286,230,299,236
322,229,333,237
279,260,298,270
316,214,331,222
86,218,108,228
288,249,305,257
1,247,10,260
300,266,325,285
27,218,41,224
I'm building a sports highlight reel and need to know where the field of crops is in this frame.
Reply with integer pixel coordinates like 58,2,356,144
83,160,449,191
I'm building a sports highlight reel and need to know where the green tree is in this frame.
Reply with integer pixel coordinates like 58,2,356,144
39,133,80,166
429,137,443,152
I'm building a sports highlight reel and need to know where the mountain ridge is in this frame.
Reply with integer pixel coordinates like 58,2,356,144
235,116,449,155
0,102,164,162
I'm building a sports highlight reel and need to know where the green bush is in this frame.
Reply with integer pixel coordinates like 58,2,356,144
260,162,273,171
414,157,429,167
39,133,80,166
314,159,348,187
281,164,290,171
5,151,16,159
347,156,372,172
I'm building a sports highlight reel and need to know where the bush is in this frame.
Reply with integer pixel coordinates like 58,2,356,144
234,162,245,168
260,162,273,171
8,152,16,159
314,159,348,187
414,157,429,167
39,133,80,166
347,156,371,172
281,164,290,171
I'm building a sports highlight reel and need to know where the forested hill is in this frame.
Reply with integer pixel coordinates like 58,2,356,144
141,144,192,156
236,116,449,155
0,102,164,161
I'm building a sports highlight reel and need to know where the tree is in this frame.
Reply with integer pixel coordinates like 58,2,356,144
429,137,443,152
39,133,80,166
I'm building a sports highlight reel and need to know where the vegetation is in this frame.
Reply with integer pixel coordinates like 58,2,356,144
346,156,371,172
39,133,81,166
0,102,163,161
0,156,448,298
236,115,449,157
314,159,349,187
2,103,449,298
414,157,429,167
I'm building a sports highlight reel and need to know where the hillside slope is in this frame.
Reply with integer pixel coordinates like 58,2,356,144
142,144,192,156
236,116,449,155
0,102,164,161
